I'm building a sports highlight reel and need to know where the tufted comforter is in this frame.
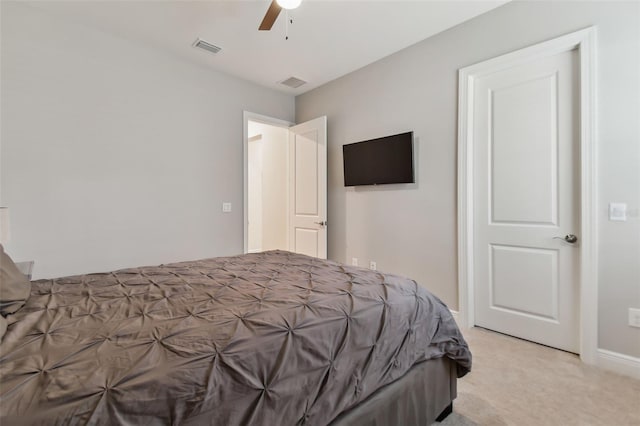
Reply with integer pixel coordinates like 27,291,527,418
0,250,471,425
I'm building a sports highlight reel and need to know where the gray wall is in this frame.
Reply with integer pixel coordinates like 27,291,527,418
0,3,294,279
296,1,640,358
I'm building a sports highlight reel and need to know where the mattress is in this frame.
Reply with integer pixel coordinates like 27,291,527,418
0,250,471,425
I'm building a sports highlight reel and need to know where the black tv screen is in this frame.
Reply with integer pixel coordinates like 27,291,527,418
343,131,414,186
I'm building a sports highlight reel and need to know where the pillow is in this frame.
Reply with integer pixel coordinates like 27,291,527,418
0,315,6,342
0,244,31,316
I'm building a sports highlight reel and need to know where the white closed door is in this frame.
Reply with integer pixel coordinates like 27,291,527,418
289,116,327,259
473,48,580,353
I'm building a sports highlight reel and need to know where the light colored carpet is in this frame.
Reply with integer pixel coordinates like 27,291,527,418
435,327,640,426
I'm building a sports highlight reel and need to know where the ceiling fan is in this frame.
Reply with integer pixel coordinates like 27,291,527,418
259,0,302,31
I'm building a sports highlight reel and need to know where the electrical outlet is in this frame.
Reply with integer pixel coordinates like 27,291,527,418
629,308,640,328
369,261,377,271
222,202,232,213
351,258,358,266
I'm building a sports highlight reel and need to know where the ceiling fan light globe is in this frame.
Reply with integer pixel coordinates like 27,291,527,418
276,0,301,10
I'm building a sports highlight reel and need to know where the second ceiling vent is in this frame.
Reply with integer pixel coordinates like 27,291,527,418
193,38,222,55
280,76,307,89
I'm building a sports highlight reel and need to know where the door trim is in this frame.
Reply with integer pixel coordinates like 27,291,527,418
243,111,294,254
457,27,598,363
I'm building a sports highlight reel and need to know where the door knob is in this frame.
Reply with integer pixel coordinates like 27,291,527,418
315,221,327,227
554,234,578,244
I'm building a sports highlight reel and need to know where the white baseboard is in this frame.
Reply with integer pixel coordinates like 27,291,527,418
597,349,640,380
449,311,639,379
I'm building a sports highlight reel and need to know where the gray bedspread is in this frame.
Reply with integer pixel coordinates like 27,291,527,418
0,250,471,425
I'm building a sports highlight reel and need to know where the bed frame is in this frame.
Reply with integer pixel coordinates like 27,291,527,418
178,357,456,425
330,356,456,425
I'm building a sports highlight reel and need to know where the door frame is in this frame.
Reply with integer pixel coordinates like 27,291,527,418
456,27,598,363
243,111,294,254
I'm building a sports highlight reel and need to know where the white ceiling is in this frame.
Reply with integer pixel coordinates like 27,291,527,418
27,0,509,95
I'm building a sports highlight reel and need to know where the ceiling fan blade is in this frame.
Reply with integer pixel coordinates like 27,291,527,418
259,0,282,31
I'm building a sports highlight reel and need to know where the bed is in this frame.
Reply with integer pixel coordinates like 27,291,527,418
0,249,471,425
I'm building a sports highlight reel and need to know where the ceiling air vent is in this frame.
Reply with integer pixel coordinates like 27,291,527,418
280,76,307,89
192,38,222,55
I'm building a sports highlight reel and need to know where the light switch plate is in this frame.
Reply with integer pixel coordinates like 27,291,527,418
629,308,640,328
222,202,232,213
609,202,627,221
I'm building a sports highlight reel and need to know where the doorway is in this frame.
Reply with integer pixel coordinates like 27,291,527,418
243,112,329,259
246,117,290,253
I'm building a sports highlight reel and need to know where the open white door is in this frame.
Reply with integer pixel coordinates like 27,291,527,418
288,116,327,259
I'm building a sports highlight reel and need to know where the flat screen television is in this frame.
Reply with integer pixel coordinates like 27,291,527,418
343,131,414,186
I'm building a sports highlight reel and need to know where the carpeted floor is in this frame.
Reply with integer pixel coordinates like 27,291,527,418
435,327,640,426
